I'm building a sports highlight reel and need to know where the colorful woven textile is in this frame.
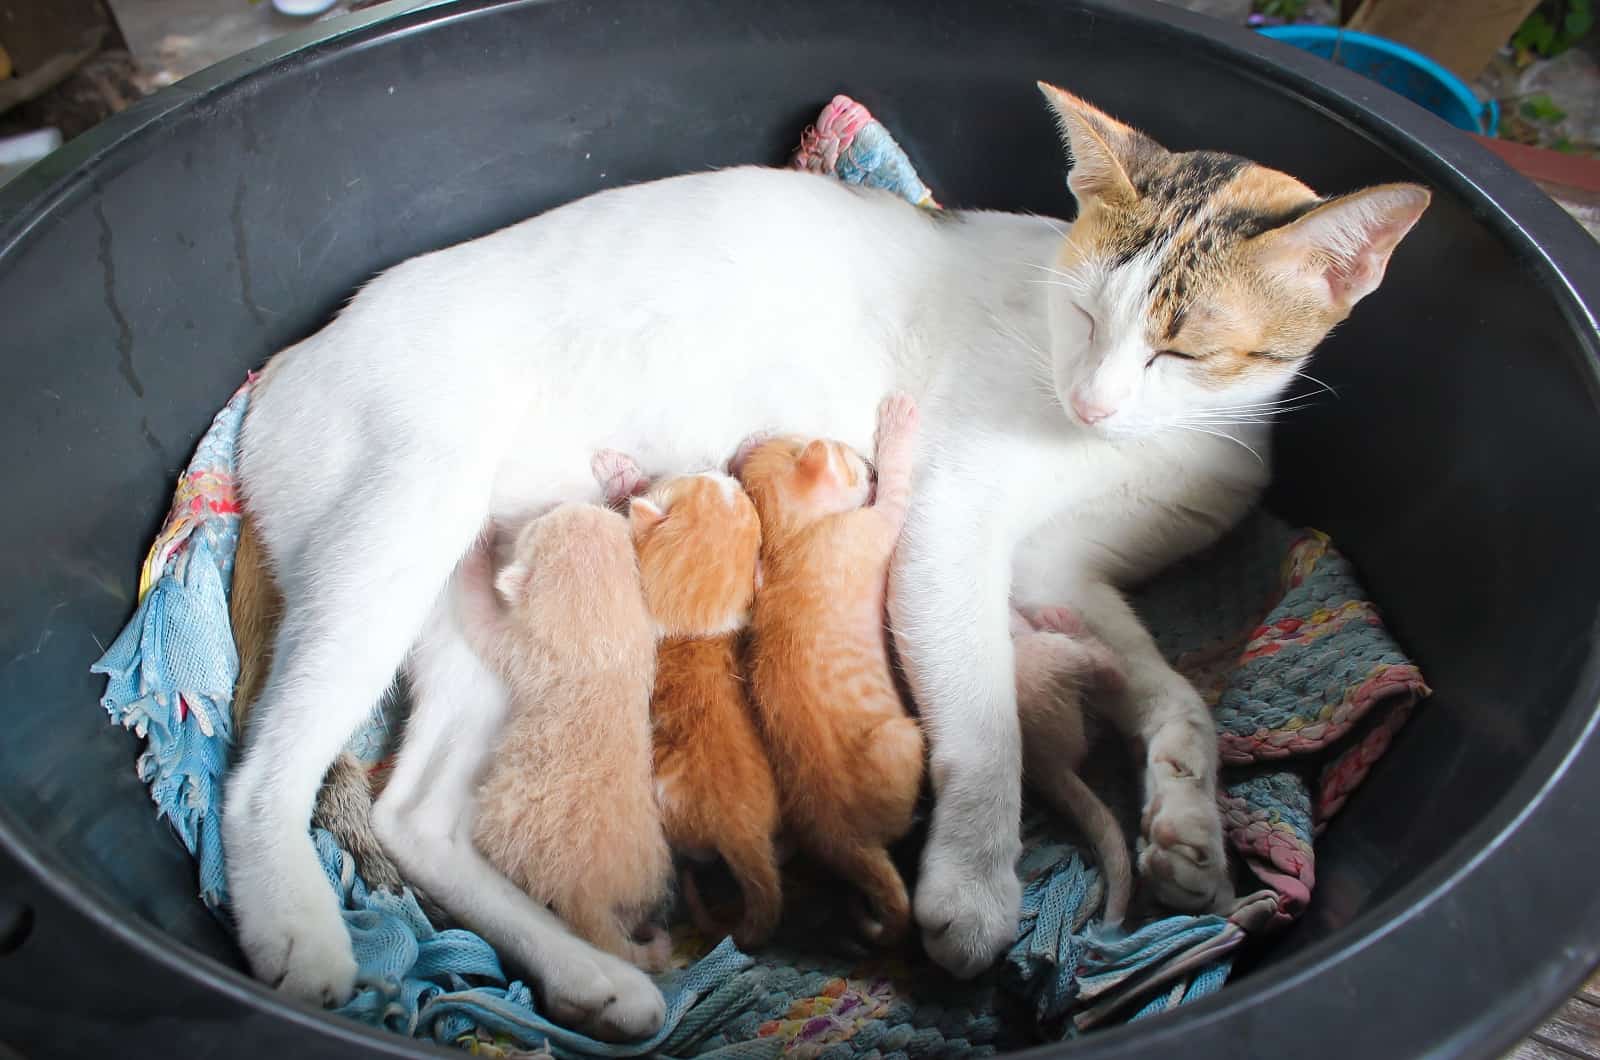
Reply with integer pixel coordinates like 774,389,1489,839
91,95,1428,1057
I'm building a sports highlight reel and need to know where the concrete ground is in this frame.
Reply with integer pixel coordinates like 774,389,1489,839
108,0,363,88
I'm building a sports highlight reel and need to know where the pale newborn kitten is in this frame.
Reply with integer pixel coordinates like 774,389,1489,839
737,393,926,945
460,503,673,971
1011,605,1134,925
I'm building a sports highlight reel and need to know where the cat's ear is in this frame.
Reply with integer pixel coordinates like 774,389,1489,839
753,558,764,594
1250,183,1431,314
728,432,772,480
795,440,832,483
629,497,666,537
1037,83,1145,209
493,562,529,604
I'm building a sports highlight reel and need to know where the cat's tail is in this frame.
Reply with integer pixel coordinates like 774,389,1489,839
833,845,912,946
231,511,415,905
1033,766,1133,926
724,835,783,949
680,838,783,951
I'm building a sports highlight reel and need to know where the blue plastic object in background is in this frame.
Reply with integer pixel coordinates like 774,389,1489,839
1258,26,1500,136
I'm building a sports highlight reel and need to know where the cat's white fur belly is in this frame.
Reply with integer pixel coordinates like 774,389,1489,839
227,165,1260,1028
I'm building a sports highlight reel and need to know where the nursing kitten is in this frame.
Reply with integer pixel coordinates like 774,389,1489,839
1011,605,1134,925
737,393,925,944
461,504,673,971
593,450,784,949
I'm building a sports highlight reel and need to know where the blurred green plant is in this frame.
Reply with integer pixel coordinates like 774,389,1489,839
1253,0,1311,19
1519,93,1569,123
1512,0,1594,61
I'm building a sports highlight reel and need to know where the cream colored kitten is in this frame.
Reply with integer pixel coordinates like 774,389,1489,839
461,505,673,971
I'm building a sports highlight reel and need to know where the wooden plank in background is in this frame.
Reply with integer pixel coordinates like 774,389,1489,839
1347,0,1542,79
1512,1040,1589,1060
1583,967,1600,1005
0,0,123,75
1532,998,1600,1058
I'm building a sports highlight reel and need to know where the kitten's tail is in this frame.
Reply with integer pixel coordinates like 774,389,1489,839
834,845,912,946
231,511,413,903
680,836,783,951
1033,766,1133,926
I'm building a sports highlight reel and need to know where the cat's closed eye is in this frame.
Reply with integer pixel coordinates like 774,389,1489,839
1076,306,1097,343
1145,349,1199,368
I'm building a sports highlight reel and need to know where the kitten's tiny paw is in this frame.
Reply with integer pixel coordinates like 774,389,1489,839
874,392,920,449
591,448,646,504
543,949,666,1041
914,848,1020,979
1137,788,1232,913
1020,605,1087,637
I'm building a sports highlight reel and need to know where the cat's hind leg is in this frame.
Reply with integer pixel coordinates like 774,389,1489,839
222,447,491,1006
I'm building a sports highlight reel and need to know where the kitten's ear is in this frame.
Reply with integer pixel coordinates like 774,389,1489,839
493,562,529,604
629,497,666,537
753,558,764,594
795,440,832,482
1251,183,1431,314
728,432,771,480
1037,82,1145,209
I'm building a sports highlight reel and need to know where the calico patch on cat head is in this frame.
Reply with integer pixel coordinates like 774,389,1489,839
630,472,761,638
735,436,873,534
1036,83,1430,435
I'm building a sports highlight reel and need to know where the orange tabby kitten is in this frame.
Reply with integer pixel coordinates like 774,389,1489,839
460,503,673,970
591,450,784,949
1011,605,1133,924
737,393,925,944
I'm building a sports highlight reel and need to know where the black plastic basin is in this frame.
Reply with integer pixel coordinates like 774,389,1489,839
1,1,1597,1057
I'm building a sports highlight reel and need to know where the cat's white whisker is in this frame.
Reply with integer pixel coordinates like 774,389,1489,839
1022,212,1069,238
1292,370,1339,398
1166,423,1265,464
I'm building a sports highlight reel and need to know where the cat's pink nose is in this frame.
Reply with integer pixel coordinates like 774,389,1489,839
1070,390,1114,425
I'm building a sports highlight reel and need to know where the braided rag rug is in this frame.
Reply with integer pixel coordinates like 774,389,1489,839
92,96,1430,1059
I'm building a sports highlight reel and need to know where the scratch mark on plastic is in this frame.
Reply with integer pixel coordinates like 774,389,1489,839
232,177,267,327
94,202,144,398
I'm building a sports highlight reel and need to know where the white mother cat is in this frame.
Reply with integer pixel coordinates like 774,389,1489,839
223,86,1427,1036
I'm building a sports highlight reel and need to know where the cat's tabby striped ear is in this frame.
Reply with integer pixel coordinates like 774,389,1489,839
1037,83,1150,209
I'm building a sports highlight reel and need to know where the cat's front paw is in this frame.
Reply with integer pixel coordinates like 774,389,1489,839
914,839,1021,979
1138,769,1232,913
